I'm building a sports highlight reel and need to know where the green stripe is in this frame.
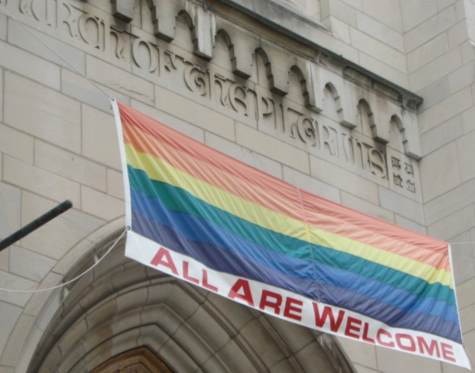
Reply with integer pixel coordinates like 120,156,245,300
129,165,456,306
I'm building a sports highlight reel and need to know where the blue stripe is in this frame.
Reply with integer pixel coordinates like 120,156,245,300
131,209,461,343
128,165,455,308
130,188,461,342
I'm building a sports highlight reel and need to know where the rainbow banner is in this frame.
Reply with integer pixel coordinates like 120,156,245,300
112,99,469,369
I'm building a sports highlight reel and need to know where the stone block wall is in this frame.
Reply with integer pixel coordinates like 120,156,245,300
0,0,472,372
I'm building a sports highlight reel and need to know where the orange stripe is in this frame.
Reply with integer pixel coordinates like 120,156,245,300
118,103,450,271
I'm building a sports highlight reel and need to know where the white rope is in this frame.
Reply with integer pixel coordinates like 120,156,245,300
0,228,129,293
0,5,111,99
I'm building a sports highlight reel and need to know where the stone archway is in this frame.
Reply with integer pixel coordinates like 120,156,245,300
26,230,356,373
91,347,173,373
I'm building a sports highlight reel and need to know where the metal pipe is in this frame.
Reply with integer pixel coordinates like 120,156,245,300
0,200,73,252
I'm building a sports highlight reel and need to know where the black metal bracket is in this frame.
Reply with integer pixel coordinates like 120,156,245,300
0,200,73,252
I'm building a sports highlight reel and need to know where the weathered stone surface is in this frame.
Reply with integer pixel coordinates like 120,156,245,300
341,192,394,223
0,314,35,367
8,21,86,75
462,104,475,134
428,206,475,241
417,77,450,111
61,69,128,114
321,0,357,27
378,186,425,225
0,40,60,90
460,39,475,65
420,115,463,156
4,72,81,153
0,271,36,307
418,86,472,134
400,0,437,32
425,177,475,225
240,319,284,369
81,187,124,221
449,59,475,94
409,50,461,92
353,365,381,373
456,130,475,182
131,100,204,142
10,247,56,282
350,28,406,73
0,68,2,122
0,248,8,273
356,12,404,52
0,302,23,358
4,156,81,207
35,140,107,192
337,336,378,370
294,341,336,372
82,105,121,170
420,143,462,202
155,85,235,141
205,132,283,179
237,122,310,174
311,156,379,205
457,277,475,309
362,0,403,32
86,55,154,105
0,183,21,242
448,232,475,285
106,169,125,200
395,215,426,235
404,6,456,52
376,345,442,373
0,14,6,41
0,124,34,164
283,166,340,203
407,33,449,74
358,52,409,88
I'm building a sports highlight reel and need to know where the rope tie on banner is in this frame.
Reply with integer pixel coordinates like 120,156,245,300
0,228,129,294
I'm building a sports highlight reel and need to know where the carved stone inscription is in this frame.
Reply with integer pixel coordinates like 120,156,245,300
8,0,419,193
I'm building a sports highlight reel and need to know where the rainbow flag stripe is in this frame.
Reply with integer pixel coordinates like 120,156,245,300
113,101,466,366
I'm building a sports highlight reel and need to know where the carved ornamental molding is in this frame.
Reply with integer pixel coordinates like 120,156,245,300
3,0,424,197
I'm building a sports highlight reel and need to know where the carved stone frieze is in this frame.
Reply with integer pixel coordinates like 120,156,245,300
2,0,423,195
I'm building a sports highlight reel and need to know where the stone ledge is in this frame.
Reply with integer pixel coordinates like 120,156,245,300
215,0,423,110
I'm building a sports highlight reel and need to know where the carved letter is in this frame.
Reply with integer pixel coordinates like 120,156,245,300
78,14,105,50
132,38,159,74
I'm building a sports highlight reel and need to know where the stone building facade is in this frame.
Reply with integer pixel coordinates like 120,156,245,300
0,0,474,372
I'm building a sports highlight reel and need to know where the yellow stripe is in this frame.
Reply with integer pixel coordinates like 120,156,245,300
125,144,454,289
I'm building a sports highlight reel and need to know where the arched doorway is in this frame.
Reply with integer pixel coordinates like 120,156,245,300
27,231,356,373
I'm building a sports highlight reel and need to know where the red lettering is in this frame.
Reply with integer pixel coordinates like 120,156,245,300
377,329,394,347
150,247,178,275
417,337,440,358
344,317,362,339
202,269,218,292
441,343,456,362
259,290,282,314
396,334,416,352
183,261,199,284
283,297,303,321
228,279,254,306
362,322,375,344
312,303,345,332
